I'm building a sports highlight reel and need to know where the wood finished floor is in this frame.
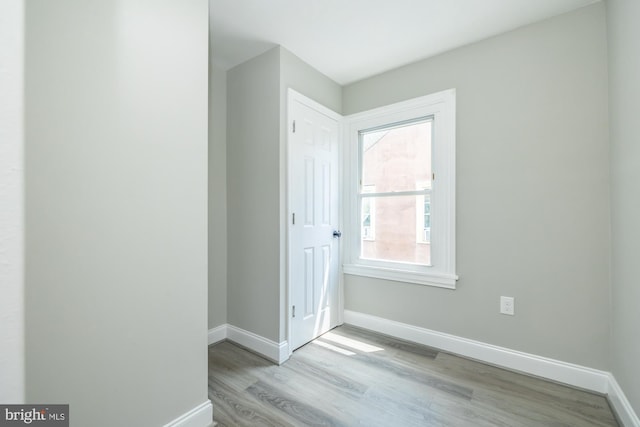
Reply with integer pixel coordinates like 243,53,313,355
208,325,618,427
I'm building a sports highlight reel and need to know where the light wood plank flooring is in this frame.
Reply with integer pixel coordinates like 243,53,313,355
208,325,618,426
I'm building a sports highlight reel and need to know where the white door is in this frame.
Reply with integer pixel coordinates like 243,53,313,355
289,91,340,351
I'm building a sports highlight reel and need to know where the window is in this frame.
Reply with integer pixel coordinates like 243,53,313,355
359,120,432,265
343,89,457,288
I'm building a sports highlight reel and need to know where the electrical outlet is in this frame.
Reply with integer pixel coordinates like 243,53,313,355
500,296,515,315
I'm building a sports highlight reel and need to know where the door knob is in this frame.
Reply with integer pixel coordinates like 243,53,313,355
333,230,342,238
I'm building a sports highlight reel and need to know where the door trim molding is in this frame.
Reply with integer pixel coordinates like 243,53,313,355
286,88,344,357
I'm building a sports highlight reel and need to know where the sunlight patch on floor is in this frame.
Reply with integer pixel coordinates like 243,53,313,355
312,339,356,356
321,332,384,353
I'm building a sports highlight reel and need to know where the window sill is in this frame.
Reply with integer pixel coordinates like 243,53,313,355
343,264,458,289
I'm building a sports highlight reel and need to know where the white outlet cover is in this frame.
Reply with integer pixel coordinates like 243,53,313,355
500,296,515,315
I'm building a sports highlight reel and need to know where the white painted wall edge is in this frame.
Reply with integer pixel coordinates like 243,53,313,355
163,401,214,427
208,324,289,365
344,310,639,426
607,374,640,427
0,0,25,404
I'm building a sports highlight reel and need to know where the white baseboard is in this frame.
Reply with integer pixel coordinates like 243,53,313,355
208,314,639,425
344,310,640,426
209,324,289,365
607,374,640,427
227,324,289,365
344,310,610,391
163,401,214,427
207,324,227,345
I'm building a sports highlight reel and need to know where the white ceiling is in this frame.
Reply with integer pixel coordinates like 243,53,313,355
210,0,599,85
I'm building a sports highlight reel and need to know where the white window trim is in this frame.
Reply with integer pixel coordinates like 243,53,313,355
342,89,458,289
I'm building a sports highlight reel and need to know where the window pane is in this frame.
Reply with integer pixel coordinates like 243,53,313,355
361,120,432,193
361,195,431,266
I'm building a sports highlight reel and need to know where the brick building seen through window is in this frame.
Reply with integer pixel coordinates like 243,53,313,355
360,119,432,265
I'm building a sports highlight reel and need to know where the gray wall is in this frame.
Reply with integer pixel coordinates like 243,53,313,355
607,0,640,414
280,47,342,115
343,4,611,369
227,48,282,341
226,47,342,343
24,1,210,426
209,62,228,329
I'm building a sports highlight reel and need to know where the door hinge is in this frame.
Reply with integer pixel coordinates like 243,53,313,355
292,120,296,133
432,172,435,181
292,305,296,318
292,213,295,225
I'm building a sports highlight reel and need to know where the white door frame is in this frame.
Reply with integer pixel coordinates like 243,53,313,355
286,88,344,357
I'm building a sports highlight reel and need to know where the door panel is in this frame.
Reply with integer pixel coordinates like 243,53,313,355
304,247,314,318
304,157,314,225
321,162,331,225
290,96,340,351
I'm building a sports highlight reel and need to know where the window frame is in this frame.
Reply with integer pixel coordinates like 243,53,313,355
342,89,458,289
